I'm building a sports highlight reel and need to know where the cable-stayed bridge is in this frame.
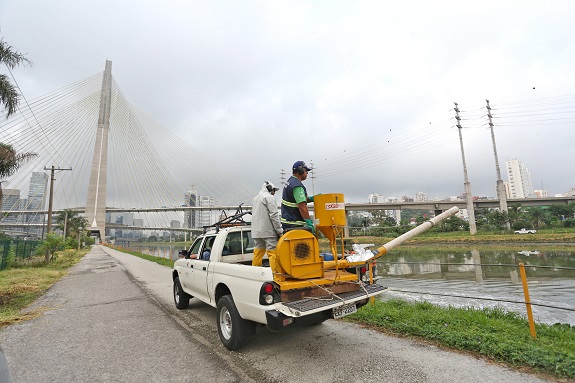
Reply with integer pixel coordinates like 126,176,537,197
2,61,574,239
1,61,257,239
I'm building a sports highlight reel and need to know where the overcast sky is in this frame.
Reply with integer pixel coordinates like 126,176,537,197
2,0,575,204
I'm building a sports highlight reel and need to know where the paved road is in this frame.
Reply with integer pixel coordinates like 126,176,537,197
0,246,554,383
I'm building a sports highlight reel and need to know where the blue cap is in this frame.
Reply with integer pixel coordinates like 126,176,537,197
292,161,312,172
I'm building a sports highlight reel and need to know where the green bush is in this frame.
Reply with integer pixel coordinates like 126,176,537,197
64,237,77,249
36,234,65,261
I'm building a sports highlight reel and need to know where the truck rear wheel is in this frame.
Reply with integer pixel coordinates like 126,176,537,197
173,277,191,309
217,295,254,351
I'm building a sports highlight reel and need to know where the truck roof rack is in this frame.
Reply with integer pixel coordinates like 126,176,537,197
203,204,252,233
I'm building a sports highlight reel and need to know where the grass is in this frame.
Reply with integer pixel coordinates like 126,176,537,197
0,249,87,329
342,229,575,248
349,299,575,380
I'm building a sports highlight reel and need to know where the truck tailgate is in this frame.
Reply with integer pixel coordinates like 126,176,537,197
275,284,387,317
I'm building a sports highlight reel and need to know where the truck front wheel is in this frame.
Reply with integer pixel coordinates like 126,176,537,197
217,295,254,351
173,277,191,309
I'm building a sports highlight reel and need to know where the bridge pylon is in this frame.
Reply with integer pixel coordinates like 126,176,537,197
85,60,112,240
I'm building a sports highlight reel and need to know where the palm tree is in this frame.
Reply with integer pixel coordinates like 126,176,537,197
70,215,88,250
1,38,32,117
528,207,546,230
1,40,34,223
0,143,36,219
55,209,76,238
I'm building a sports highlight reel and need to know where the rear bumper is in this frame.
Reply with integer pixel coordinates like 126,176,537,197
265,309,331,331
265,283,387,331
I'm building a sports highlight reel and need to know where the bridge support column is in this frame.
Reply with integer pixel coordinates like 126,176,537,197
85,60,112,241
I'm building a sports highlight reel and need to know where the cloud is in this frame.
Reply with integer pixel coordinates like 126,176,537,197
1,0,575,207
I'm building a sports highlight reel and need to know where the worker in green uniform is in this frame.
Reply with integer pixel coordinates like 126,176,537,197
280,161,318,233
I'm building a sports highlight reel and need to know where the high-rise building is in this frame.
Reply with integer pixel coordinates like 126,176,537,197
198,195,214,227
368,193,385,203
1,189,20,224
415,192,428,202
184,189,198,228
506,159,533,198
25,172,48,235
385,196,401,224
27,172,48,210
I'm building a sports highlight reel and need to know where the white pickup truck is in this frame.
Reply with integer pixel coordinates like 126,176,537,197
172,197,458,351
514,228,537,234
172,225,386,350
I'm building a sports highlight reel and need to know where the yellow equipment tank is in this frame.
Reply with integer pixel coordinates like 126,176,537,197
275,230,323,281
313,193,346,243
313,193,346,258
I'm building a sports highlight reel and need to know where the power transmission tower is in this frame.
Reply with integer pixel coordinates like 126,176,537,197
454,103,477,235
486,99,510,229
309,160,315,195
280,169,286,186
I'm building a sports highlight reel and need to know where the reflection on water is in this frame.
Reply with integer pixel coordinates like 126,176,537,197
126,243,184,261
122,242,575,325
377,246,575,325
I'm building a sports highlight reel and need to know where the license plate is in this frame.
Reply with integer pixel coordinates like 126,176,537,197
332,303,357,319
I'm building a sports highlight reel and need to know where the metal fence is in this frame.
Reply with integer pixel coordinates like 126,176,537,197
0,240,40,270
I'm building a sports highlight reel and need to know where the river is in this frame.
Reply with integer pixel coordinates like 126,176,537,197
123,242,575,326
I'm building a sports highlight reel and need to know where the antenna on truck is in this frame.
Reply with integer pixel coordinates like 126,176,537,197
203,204,252,233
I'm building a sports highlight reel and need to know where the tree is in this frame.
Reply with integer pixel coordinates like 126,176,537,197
548,204,575,221
36,233,64,261
527,207,546,229
1,38,32,117
55,209,79,238
1,40,34,219
437,215,468,232
488,210,509,230
369,210,397,227
55,209,88,250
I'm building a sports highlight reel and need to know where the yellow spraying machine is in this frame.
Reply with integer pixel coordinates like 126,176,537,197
273,193,459,301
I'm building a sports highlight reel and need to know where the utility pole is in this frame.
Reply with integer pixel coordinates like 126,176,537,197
454,103,477,235
280,169,286,186
486,100,510,229
63,211,68,238
44,166,72,261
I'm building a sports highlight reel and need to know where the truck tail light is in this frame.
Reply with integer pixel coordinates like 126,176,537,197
259,282,280,305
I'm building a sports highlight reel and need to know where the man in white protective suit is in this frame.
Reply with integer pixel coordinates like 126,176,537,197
251,181,283,270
